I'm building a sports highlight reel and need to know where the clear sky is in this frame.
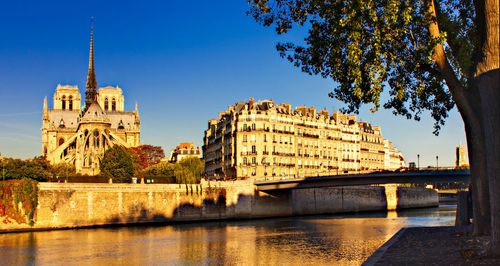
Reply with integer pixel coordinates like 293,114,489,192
0,0,467,167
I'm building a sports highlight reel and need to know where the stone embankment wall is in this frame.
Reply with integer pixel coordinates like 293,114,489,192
0,180,438,231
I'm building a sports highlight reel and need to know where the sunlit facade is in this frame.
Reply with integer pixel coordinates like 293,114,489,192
203,98,404,179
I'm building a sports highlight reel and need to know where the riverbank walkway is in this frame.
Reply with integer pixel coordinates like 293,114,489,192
364,226,500,265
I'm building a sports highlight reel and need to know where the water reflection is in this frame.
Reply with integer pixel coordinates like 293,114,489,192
0,205,455,265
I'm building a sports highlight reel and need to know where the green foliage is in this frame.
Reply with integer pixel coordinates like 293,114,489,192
0,179,38,226
143,161,176,179
100,145,134,182
143,157,205,184
248,0,477,134
51,162,76,179
176,157,205,184
1,156,52,182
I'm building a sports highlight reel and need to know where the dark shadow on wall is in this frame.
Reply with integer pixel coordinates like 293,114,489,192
100,188,293,226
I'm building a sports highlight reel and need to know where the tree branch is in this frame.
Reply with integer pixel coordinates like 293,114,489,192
425,0,474,119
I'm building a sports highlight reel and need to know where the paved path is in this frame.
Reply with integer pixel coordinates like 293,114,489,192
364,226,500,265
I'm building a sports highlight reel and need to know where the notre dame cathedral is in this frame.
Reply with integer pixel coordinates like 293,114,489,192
42,26,141,175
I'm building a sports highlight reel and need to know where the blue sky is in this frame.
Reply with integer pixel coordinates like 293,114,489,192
0,1,467,167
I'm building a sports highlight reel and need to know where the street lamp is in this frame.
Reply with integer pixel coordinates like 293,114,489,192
436,155,439,170
417,154,420,171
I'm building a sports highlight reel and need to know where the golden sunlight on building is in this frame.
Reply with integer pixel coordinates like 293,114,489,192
203,98,404,180
41,27,140,175
168,143,202,163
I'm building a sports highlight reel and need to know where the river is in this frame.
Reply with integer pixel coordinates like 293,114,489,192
0,204,455,265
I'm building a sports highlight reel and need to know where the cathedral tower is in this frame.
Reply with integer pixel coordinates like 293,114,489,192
85,23,98,111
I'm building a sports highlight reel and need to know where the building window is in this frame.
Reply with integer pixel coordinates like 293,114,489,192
252,123,256,130
243,135,247,142
252,145,256,154
243,157,247,165
104,98,109,110
69,96,73,110
58,138,65,146
251,167,256,176
252,157,256,165
112,98,116,111
61,95,66,110
243,124,247,131
264,134,267,142
93,130,100,149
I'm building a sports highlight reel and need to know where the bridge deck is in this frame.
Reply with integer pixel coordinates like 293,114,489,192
254,170,470,191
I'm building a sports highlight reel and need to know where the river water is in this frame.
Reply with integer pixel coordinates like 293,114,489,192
0,205,455,265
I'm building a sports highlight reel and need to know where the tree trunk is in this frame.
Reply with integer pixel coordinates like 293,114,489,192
476,69,500,256
463,117,491,236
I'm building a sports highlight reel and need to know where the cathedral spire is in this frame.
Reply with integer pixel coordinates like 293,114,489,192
85,19,98,111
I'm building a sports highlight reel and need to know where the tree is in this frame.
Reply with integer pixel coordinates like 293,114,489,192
142,158,204,184
175,157,205,184
143,161,176,182
249,0,499,255
51,162,76,180
2,157,52,181
100,145,134,182
127,145,165,169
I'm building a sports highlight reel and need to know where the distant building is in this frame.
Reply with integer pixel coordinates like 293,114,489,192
169,143,201,163
456,144,468,168
384,140,405,170
203,98,405,180
41,26,140,175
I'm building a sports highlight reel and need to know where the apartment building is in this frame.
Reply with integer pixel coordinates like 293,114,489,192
203,98,404,179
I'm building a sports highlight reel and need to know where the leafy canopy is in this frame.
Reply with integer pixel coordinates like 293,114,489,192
127,145,165,169
100,145,134,182
143,157,204,184
248,0,477,134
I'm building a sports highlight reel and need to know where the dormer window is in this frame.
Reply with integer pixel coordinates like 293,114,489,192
59,119,65,128
118,120,125,129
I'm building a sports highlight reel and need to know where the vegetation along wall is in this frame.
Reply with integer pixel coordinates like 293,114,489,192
0,180,438,231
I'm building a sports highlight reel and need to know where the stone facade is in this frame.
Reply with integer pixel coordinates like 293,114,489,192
41,28,140,175
168,143,202,163
203,98,405,179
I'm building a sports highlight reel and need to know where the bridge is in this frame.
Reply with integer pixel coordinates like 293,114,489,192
254,170,470,191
